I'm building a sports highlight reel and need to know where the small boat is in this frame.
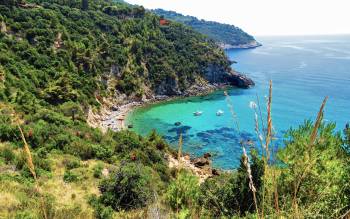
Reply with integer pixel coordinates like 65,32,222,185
193,111,203,116
216,110,224,116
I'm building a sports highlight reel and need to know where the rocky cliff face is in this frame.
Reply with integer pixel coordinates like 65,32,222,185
152,64,254,96
202,64,254,88
203,64,254,88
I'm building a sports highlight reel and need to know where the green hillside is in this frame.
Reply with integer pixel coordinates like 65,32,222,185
0,1,349,218
153,9,261,48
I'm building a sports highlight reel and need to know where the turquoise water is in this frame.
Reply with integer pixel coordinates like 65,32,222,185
127,35,350,169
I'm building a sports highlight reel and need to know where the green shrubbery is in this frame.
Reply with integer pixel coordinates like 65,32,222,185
0,1,349,218
98,163,160,211
166,170,201,214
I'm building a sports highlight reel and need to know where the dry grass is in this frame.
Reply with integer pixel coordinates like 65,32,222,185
17,121,48,219
224,89,260,218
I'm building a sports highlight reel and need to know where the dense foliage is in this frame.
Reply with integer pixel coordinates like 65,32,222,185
153,9,258,46
0,1,349,218
0,0,231,103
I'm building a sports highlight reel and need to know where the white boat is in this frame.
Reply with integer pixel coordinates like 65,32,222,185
193,111,203,116
216,110,224,116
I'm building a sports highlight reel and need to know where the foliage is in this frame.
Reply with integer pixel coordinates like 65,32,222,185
166,170,201,214
98,163,159,211
63,170,80,182
92,162,104,178
277,121,350,217
199,150,264,217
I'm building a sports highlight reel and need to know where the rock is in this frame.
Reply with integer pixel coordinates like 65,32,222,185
110,105,119,111
218,40,262,50
225,70,255,88
203,152,212,158
203,63,254,89
193,157,210,167
212,168,220,176
174,122,181,126
184,154,191,160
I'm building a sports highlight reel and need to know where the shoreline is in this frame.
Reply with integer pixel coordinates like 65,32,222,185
88,83,232,133
218,40,262,50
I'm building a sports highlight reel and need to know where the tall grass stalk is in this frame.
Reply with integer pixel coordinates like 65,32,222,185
265,80,273,162
17,122,48,219
176,132,183,217
177,133,183,170
243,147,260,218
259,80,281,218
224,90,260,218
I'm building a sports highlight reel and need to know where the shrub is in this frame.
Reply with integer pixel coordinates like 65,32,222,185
64,140,94,160
63,170,79,182
0,144,15,164
98,163,155,211
62,155,81,170
199,151,264,217
92,162,104,178
89,195,114,219
277,121,350,217
166,170,201,212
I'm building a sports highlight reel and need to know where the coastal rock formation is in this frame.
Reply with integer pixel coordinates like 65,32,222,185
218,40,262,50
226,70,255,88
168,153,216,183
203,64,255,89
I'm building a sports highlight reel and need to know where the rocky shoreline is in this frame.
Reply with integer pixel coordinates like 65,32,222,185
168,152,220,183
219,40,262,50
87,82,229,132
87,72,254,133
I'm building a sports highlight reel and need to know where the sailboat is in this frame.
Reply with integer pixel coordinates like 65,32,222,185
193,111,203,116
216,110,224,116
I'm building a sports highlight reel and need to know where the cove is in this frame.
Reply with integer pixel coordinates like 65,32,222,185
127,35,350,169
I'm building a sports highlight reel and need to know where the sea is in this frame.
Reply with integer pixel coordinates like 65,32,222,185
127,35,350,169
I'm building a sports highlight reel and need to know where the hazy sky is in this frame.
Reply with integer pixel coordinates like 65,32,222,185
125,0,350,36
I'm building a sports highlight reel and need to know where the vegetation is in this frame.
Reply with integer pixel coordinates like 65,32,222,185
153,9,258,47
0,1,349,218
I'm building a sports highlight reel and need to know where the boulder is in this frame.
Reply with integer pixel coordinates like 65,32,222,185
193,157,210,167
203,152,212,158
212,168,220,176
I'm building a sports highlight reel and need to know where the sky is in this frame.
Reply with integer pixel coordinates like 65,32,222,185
125,0,350,36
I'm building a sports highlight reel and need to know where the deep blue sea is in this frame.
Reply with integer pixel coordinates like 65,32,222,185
127,35,350,169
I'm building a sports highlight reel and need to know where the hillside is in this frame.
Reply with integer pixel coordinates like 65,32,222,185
153,9,261,49
0,1,349,219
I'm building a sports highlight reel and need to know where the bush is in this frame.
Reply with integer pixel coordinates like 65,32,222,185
62,155,81,170
89,195,114,219
277,121,350,217
92,162,104,178
0,144,15,164
63,170,79,182
199,150,264,217
98,163,156,211
166,170,201,212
